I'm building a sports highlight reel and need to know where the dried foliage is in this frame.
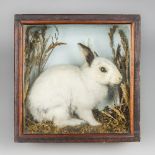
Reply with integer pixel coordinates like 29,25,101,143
24,25,130,134
24,26,66,103
106,25,130,131
25,105,129,134
108,26,130,106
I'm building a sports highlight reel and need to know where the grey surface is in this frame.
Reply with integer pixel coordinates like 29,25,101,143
0,0,154,154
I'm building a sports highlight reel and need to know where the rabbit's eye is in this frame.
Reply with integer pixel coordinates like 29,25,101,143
100,67,107,73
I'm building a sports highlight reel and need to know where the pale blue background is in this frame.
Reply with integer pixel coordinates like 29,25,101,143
44,24,130,68
0,0,154,155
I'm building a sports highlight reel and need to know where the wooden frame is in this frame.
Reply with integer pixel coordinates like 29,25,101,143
14,14,140,143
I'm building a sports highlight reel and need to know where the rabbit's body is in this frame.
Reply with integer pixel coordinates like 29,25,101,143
28,43,122,127
29,65,108,127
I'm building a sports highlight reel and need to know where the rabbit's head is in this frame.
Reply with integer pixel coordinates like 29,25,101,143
79,43,122,86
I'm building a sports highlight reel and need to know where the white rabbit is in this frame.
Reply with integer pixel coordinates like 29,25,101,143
28,43,122,128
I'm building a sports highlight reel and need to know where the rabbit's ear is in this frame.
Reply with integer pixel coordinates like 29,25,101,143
78,43,94,66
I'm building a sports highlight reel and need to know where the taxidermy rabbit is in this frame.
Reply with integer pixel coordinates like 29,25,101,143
28,43,122,127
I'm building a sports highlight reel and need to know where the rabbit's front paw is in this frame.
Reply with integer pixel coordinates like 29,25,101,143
89,121,102,126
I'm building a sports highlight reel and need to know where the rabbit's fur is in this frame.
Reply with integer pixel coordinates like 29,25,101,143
28,43,122,127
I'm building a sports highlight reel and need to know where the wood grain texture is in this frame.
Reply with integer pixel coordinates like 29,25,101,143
14,14,140,143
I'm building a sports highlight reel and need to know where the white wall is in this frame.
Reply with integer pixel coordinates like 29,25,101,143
0,0,154,155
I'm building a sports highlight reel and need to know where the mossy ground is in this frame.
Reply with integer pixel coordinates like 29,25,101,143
24,104,129,134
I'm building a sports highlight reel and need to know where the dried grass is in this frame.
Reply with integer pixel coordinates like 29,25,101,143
23,25,130,134
24,25,66,103
24,104,129,134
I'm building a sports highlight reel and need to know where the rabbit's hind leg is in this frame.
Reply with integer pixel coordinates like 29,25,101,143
52,107,86,128
77,109,101,126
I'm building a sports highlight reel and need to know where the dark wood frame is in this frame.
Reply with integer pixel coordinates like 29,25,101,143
14,14,140,143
